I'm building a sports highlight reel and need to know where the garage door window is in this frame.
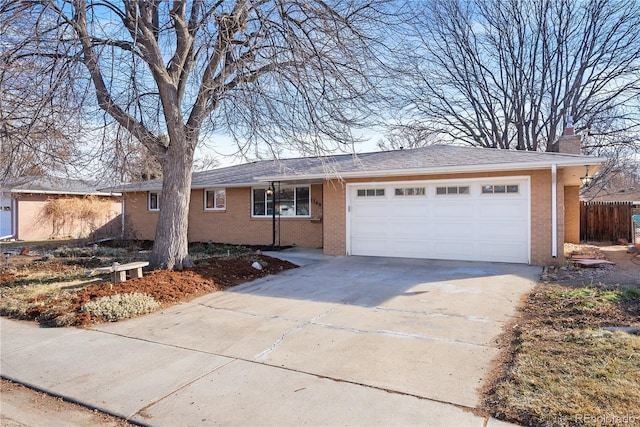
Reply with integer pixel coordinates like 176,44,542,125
482,184,519,194
395,187,426,196
436,186,469,195
357,189,385,197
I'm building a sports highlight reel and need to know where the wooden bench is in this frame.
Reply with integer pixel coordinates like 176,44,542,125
96,261,150,283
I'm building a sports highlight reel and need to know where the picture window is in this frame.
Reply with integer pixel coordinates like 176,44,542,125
253,186,311,217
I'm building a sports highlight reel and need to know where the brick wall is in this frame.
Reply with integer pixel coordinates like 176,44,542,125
123,192,158,240
125,185,323,248
563,185,580,243
14,194,121,241
323,180,347,255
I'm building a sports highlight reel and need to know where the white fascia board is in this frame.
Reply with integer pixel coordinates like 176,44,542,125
255,157,608,183
9,189,121,197
191,182,263,189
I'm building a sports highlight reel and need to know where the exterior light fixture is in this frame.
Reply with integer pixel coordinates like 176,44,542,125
580,166,593,188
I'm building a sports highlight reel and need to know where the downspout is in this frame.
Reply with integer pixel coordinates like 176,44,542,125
551,164,557,258
120,195,125,239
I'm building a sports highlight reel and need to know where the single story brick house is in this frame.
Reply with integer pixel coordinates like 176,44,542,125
0,177,122,241
108,131,605,265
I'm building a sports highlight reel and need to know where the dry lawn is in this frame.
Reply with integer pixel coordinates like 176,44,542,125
485,245,640,427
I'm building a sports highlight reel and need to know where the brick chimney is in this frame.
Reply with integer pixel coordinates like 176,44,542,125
557,116,581,154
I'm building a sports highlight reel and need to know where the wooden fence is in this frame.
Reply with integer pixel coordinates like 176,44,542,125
580,201,633,242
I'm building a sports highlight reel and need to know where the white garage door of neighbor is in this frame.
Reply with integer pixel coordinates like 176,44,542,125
348,178,530,263
0,196,13,238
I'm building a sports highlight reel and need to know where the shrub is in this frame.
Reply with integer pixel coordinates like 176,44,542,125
52,245,127,258
81,293,160,322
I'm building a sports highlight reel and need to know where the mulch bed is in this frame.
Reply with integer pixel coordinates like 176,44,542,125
5,255,296,327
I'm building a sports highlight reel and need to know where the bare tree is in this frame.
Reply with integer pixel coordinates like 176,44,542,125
393,0,640,152
2,0,392,269
0,10,85,181
377,123,438,151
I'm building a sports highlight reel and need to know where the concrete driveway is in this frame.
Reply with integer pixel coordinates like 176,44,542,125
1,253,539,426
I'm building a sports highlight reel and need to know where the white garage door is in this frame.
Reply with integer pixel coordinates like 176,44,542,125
348,178,530,263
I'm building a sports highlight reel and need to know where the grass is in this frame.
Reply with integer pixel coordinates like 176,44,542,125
486,285,640,426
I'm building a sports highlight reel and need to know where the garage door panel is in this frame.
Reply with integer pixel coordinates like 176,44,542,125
352,221,389,235
477,202,526,218
432,201,470,218
389,221,430,236
349,179,529,263
473,242,528,263
476,222,527,239
430,222,474,239
352,205,390,219
351,238,389,255
429,240,474,258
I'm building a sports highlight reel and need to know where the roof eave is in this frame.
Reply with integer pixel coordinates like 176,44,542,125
6,189,121,196
255,157,608,182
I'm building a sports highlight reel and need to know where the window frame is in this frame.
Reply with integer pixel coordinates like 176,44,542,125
394,187,426,197
356,188,385,197
435,185,470,196
204,188,226,211
481,184,520,195
251,185,311,218
148,191,161,211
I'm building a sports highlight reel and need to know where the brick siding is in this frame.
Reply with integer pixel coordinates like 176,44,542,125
125,169,575,265
125,184,323,248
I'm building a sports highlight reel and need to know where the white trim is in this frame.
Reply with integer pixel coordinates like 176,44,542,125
6,189,120,196
551,164,558,258
204,188,226,211
257,157,607,183
121,198,126,238
148,191,161,211
250,185,312,218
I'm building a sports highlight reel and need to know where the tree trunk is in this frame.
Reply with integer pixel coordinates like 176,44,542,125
149,137,195,270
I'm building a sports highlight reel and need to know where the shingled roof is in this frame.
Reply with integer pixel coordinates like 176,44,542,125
104,145,605,192
2,176,119,196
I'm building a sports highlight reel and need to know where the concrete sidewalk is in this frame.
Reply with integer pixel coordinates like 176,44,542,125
1,253,534,426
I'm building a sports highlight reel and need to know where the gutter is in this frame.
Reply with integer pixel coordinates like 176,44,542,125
7,189,121,197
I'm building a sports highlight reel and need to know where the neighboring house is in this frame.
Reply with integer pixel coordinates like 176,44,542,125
0,177,122,241
107,131,605,266
582,187,640,207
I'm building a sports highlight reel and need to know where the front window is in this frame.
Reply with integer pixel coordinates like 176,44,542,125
252,186,311,217
148,192,161,211
205,188,226,210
